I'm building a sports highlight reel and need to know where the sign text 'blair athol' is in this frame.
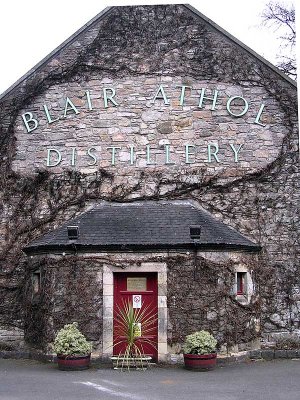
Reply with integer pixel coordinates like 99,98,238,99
20,85,267,168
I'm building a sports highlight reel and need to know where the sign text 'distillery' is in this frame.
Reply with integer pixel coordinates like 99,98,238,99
20,85,267,168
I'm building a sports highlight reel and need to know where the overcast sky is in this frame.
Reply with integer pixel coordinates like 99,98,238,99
0,0,297,95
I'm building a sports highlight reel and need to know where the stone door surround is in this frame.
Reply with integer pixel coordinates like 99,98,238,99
102,262,167,361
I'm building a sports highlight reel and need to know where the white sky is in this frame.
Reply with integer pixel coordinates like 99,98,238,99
0,0,298,95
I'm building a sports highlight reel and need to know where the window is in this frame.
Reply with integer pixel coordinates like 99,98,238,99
32,270,41,294
233,268,254,304
236,272,247,295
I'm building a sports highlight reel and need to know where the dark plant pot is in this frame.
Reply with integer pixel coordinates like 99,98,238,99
183,353,217,370
57,354,91,371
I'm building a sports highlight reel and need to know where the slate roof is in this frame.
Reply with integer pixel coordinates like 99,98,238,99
24,201,260,254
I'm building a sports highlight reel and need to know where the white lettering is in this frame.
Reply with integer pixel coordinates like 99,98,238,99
254,103,266,126
71,148,76,166
226,96,249,117
107,146,121,165
185,144,195,164
64,97,80,117
85,91,93,110
152,85,170,105
207,144,220,163
198,88,219,110
165,144,174,164
177,85,192,106
229,143,243,162
43,104,59,124
103,88,118,108
87,147,97,166
22,112,38,133
46,149,62,167
146,145,156,164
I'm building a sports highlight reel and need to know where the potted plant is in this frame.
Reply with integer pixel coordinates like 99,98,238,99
183,330,217,370
53,322,92,370
112,299,157,370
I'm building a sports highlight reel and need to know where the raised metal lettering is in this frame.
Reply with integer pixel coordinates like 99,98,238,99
226,96,249,117
22,112,38,133
146,145,156,164
46,149,62,167
87,147,97,166
177,85,192,106
229,143,243,162
63,97,79,117
254,104,266,126
103,88,118,108
198,88,219,110
43,104,59,124
85,91,93,110
185,144,195,164
152,85,170,105
165,144,174,164
107,146,121,165
207,144,220,163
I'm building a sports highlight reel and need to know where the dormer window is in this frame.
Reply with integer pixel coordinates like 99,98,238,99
67,226,79,240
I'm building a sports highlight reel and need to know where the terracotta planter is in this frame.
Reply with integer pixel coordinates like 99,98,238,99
56,354,91,371
183,353,217,370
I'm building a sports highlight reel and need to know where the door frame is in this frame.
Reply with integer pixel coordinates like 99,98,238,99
102,262,167,362
113,272,158,360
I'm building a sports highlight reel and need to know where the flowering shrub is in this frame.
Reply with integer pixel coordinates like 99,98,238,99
53,322,92,356
183,330,217,355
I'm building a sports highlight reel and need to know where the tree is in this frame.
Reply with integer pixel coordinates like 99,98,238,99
261,1,296,80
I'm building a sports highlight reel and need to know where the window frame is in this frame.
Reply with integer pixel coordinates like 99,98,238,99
236,271,247,295
233,267,254,304
32,270,42,295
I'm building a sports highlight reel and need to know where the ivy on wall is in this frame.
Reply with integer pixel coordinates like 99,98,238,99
0,5,298,349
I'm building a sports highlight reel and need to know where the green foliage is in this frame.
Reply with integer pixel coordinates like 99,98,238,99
183,330,217,355
53,322,92,356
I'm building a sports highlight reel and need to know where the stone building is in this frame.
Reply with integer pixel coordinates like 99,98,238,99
0,4,298,362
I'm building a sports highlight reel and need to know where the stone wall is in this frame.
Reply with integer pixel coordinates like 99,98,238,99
0,327,24,351
12,77,287,175
20,251,260,357
23,256,104,352
0,5,298,352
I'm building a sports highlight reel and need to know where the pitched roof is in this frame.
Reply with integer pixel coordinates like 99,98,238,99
0,4,296,100
23,201,260,254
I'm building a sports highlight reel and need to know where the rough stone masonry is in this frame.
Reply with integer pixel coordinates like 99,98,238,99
0,4,298,358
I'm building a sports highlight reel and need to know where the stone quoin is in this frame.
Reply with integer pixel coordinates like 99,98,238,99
0,4,298,363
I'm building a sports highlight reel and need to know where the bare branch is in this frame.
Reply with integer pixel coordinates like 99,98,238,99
261,1,296,79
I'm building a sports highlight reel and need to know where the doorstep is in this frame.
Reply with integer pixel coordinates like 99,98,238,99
110,356,153,370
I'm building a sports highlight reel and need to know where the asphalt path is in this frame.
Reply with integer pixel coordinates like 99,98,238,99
0,358,299,400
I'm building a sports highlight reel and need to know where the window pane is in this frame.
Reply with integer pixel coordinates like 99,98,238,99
237,272,246,294
32,272,41,294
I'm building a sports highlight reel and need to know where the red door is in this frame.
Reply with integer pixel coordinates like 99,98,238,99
113,272,158,361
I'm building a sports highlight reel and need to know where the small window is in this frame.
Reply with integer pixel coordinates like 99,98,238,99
236,272,247,295
32,271,41,294
233,269,254,304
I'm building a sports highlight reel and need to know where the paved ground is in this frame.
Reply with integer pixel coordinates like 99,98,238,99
0,358,299,400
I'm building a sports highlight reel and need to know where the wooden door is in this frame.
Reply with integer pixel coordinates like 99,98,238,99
113,272,158,361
